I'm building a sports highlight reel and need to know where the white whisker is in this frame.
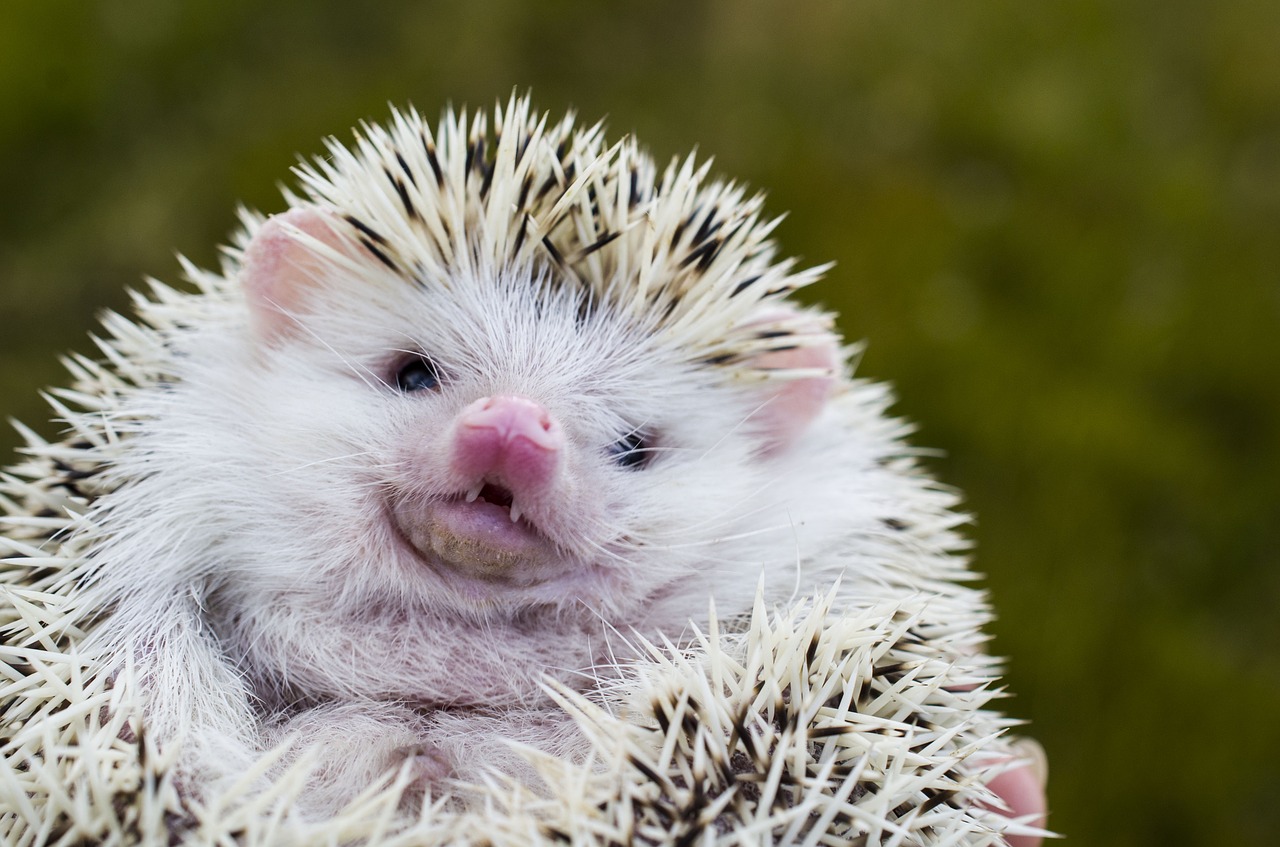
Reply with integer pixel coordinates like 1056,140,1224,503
267,451,380,476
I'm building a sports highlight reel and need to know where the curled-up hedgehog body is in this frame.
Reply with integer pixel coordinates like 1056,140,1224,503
0,96,1047,845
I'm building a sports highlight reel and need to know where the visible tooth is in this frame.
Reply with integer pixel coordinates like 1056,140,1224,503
465,483,483,503
509,501,523,523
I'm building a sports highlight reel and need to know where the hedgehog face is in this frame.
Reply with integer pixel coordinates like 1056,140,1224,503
229,232,804,620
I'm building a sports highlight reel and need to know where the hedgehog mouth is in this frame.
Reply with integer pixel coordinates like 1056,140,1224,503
470,482,517,518
455,479,542,531
387,482,566,589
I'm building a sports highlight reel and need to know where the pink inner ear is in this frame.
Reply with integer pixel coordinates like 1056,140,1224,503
751,340,839,454
240,206,346,342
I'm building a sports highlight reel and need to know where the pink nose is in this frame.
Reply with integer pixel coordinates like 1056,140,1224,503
450,395,563,492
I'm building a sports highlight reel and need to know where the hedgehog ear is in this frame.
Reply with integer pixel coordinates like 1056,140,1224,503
742,307,842,455
240,206,351,342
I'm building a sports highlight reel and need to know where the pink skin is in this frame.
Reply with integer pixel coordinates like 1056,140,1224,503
753,345,836,452
449,395,562,493
986,760,1048,846
241,207,346,342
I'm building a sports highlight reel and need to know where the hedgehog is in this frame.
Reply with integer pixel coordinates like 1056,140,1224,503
0,95,1047,845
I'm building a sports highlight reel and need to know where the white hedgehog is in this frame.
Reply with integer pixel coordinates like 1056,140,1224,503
0,96,1047,845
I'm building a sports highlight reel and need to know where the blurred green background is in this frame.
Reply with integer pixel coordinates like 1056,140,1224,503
2,1,1277,843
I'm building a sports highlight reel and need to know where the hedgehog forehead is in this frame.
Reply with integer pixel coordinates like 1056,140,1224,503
388,267,692,404
290,95,835,379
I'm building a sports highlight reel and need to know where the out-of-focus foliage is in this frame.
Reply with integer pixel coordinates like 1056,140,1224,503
1,1,1276,844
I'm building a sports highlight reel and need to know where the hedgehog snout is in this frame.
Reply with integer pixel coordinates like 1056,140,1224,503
450,394,562,520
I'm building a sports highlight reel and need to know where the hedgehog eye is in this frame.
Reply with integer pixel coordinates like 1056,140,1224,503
394,355,442,392
608,431,651,470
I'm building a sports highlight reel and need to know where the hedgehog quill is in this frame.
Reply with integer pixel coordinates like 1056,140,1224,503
0,96,1047,845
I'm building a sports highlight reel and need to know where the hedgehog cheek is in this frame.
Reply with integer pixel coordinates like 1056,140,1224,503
240,205,351,343
747,337,840,456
